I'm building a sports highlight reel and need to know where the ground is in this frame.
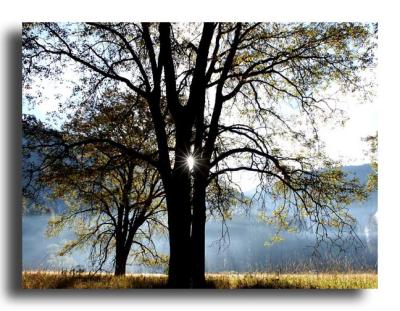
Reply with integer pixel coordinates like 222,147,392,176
22,271,377,289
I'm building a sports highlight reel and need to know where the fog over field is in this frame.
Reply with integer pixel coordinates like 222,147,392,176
22,164,377,274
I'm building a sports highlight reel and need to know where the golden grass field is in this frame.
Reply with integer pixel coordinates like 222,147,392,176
22,271,377,289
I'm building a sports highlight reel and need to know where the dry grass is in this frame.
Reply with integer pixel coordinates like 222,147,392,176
22,271,168,289
205,272,377,289
22,271,377,289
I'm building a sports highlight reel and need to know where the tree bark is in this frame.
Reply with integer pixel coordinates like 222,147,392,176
114,245,128,276
165,155,193,287
191,168,208,287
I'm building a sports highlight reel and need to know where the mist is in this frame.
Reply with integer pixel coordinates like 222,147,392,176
23,166,377,274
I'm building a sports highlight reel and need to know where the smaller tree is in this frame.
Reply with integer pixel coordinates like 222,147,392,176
46,153,167,275
23,94,168,275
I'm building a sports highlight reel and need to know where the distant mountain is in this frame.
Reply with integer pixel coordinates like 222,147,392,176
23,133,375,218
231,163,377,234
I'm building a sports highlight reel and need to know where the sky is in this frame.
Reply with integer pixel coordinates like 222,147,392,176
23,74,378,166
319,95,377,165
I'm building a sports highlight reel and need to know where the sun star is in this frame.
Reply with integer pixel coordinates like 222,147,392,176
187,155,195,170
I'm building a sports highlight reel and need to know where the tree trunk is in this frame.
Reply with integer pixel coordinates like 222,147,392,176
191,181,206,287
114,246,128,276
191,162,209,287
165,166,192,288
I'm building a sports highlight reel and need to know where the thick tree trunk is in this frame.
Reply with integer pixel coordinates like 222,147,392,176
165,164,192,288
191,178,207,287
114,246,128,276
191,161,209,287
158,23,215,288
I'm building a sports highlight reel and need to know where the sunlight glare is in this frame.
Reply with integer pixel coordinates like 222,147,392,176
187,155,195,170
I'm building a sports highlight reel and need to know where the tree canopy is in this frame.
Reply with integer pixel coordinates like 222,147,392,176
23,94,168,275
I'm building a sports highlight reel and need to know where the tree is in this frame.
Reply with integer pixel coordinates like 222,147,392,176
23,22,376,287
22,94,167,276
363,133,378,192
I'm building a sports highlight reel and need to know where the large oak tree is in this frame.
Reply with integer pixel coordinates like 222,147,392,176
23,22,376,287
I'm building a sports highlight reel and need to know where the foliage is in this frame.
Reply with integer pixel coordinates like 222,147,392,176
363,133,378,192
22,95,168,273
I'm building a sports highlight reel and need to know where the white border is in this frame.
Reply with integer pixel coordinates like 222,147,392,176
2,1,399,310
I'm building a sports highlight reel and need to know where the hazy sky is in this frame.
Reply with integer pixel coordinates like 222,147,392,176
23,80,377,165
319,96,377,165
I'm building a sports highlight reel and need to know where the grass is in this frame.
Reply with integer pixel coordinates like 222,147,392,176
22,271,377,289
205,272,377,289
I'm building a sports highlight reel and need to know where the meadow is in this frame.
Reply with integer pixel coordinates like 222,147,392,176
22,271,377,289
